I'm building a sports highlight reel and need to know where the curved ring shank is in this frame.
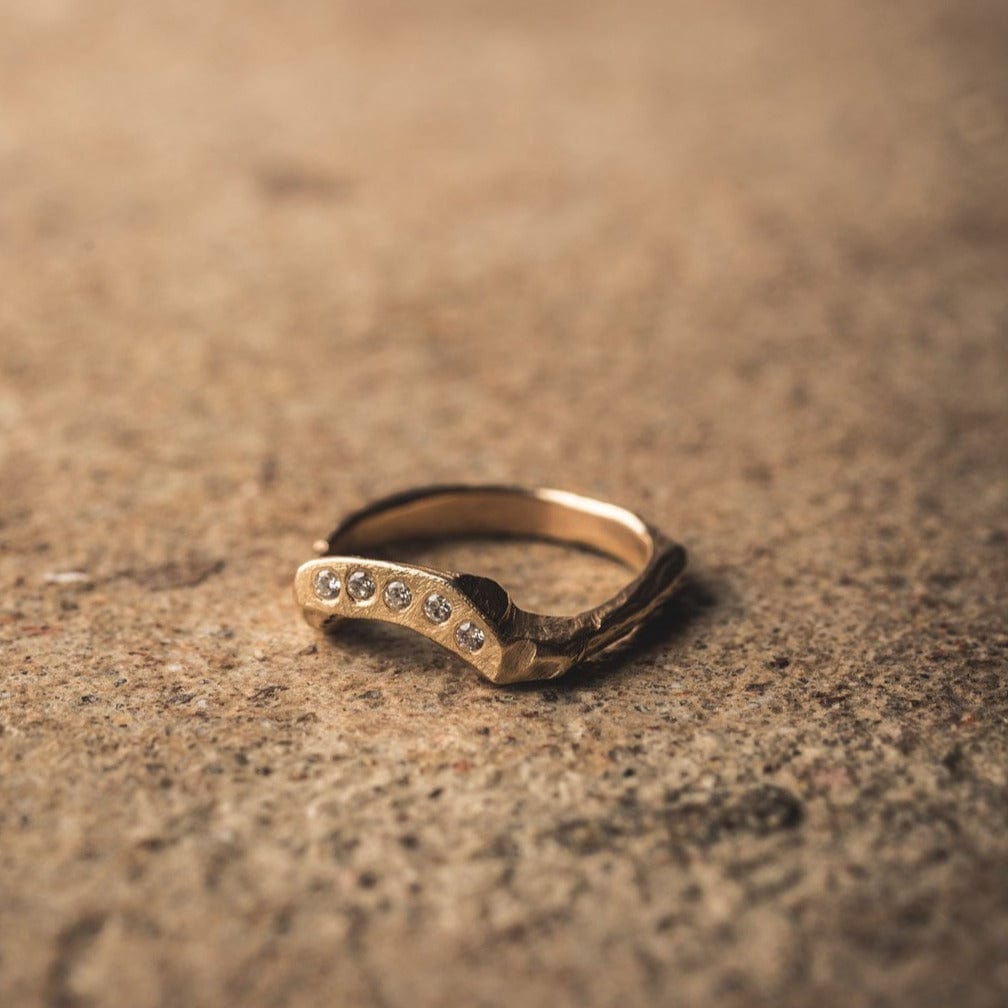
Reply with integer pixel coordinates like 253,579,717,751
296,485,687,684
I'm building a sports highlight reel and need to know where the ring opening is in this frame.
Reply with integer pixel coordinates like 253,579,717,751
327,487,654,570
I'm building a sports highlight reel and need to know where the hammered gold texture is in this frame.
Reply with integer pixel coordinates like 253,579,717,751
2,2,1008,1008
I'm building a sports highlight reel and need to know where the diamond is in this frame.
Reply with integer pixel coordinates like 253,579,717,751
423,592,452,624
455,621,485,652
383,580,413,611
347,570,376,602
313,568,341,601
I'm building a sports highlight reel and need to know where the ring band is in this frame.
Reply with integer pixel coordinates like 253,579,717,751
294,485,687,684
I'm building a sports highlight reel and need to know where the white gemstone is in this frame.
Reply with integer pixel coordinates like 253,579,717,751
455,621,485,652
383,580,413,611
347,570,376,602
313,568,341,601
423,592,452,624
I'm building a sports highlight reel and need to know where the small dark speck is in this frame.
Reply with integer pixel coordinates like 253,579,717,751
259,455,278,488
714,785,804,836
248,684,286,704
358,871,379,888
79,694,99,704
941,745,966,777
258,165,353,201
399,834,419,850
743,463,772,485
767,655,790,669
273,908,292,935
622,767,636,778
790,384,810,407
255,765,273,776
428,787,444,799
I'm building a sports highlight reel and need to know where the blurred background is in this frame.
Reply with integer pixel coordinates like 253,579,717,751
1,2,1006,1006
4,0,1004,562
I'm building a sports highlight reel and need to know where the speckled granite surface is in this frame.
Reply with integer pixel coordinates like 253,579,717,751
2,2,1007,1006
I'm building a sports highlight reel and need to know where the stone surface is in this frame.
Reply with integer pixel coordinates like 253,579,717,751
1,2,1007,1008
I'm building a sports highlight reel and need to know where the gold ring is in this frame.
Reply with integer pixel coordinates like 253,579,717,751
294,485,687,685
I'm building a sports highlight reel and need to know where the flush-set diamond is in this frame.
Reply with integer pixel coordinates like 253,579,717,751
313,568,341,600
454,621,485,653
383,580,413,611
346,570,377,602
422,593,452,624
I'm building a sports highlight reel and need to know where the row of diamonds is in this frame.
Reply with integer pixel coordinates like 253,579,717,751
312,566,485,653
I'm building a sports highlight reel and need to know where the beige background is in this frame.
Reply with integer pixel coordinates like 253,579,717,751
2,1,1007,1006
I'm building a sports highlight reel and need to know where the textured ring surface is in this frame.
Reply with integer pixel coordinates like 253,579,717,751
294,485,687,684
